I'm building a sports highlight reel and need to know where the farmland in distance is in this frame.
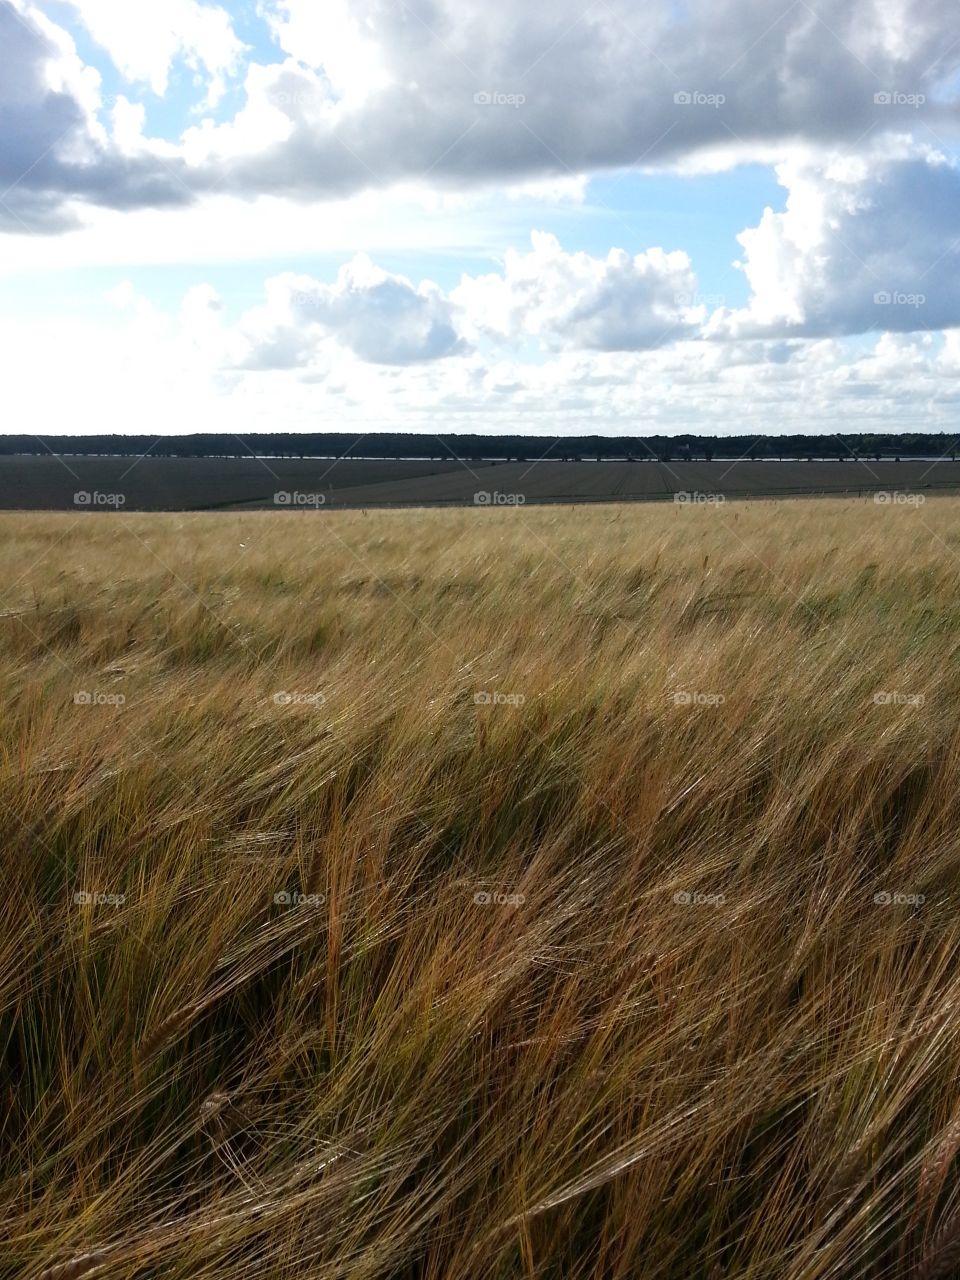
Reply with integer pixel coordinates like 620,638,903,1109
3,454,960,510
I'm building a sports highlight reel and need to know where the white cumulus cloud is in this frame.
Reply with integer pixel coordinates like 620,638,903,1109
707,146,960,340
56,0,245,102
234,257,467,369
454,232,700,351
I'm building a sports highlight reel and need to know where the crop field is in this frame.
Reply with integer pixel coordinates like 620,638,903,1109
6,498,960,1279
0,456,465,512
4,454,960,511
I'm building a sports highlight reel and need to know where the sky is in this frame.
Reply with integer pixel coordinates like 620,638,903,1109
2,0,960,437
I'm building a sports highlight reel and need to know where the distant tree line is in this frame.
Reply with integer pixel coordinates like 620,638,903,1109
2,433,958,462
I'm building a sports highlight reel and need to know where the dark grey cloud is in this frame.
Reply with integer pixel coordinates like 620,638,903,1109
208,0,960,197
3,0,960,229
0,1,192,229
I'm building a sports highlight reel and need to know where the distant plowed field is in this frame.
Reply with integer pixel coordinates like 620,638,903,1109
3,454,960,510
0,456,463,511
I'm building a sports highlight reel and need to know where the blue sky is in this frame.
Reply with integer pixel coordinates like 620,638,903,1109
4,165,781,318
1,0,959,436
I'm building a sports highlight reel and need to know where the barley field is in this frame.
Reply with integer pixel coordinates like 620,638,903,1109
5,499,960,1280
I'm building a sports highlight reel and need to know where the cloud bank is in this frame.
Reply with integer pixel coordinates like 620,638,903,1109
4,0,960,229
